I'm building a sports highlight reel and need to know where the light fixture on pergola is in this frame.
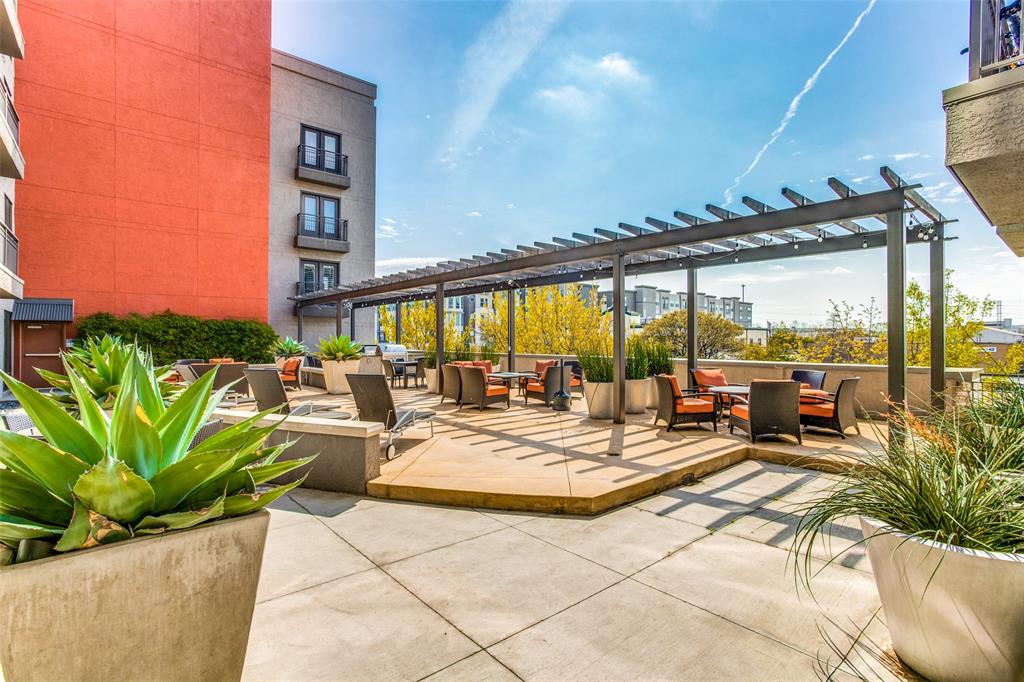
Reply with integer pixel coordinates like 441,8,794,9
294,167,951,427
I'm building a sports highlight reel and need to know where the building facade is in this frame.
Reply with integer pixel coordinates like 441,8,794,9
598,285,753,327
0,0,25,375
269,50,376,346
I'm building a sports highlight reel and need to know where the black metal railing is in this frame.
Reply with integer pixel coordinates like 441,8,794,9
970,0,1023,80
1,225,18,275
1,86,19,143
297,145,348,175
296,213,347,241
296,280,335,296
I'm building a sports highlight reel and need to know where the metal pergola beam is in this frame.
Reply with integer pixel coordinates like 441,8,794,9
930,225,947,409
887,210,907,408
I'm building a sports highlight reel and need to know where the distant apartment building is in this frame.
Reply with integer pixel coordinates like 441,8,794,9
0,0,25,376
973,325,1024,368
268,50,376,346
598,285,753,327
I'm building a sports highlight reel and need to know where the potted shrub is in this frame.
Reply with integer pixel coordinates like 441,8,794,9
576,342,615,420
645,340,674,409
0,352,313,681
793,404,1024,682
273,336,307,370
316,334,363,394
624,337,650,414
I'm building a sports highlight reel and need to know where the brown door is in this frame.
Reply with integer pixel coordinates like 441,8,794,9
19,323,64,388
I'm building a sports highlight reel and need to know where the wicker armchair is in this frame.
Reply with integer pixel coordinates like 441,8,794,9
457,365,510,411
728,379,801,444
280,357,302,390
440,364,462,405
653,374,718,432
799,377,861,438
523,366,572,407
689,367,744,409
791,369,826,390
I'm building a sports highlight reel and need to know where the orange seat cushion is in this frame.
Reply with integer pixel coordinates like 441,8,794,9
280,372,298,381
693,368,728,387
676,398,714,414
799,389,830,404
731,404,749,421
485,385,509,397
525,380,544,392
209,358,234,364
657,374,682,398
569,377,582,387
799,402,835,418
472,360,494,374
534,359,557,374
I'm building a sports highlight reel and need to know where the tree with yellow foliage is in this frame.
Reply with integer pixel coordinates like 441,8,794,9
474,285,613,354
376,301,467,355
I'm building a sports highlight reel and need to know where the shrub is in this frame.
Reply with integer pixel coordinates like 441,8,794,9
576,340,614,383
625,337,649,380
647,340,674,376
274,337,307,358
315,335,363,361
75,311,278,365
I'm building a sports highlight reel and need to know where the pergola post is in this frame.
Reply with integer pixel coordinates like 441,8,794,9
886,209,907,409
435,283,445,392
507,289,516,372
348,305,356,340
395,302,403,344
686,268,697,387
297,305,304,343
612,253,626,425
930,225,946,410
335,302,343,337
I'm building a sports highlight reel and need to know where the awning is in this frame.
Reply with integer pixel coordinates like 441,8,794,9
12,298,74,323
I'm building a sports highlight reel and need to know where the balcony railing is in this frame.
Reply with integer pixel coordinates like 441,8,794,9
296,213,348,241
1,85,19,143
297,145,348,176
970,0,1023,80
1,224,18,275
296,280,335,296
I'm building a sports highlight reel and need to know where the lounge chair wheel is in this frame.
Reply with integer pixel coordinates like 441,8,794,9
385,443,397,461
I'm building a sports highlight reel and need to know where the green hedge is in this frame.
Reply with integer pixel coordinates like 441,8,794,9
76,311,278,365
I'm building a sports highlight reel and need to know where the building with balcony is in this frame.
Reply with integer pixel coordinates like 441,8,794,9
598,285,754,327
0,0,25,375
944,0,1024,256
268,49,376,346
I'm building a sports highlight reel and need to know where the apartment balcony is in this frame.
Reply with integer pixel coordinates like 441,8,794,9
0,84,24,180
294,281,339,317
295,213,350,253
0,0,25,59
944,0,1024,255
0,224,23,299
295,145,350,189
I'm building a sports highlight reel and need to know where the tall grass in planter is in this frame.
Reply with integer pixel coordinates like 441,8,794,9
576,341,614,419
624,337,650,413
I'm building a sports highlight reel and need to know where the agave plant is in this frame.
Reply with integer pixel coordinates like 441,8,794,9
38,334,179,410
0,353,314,564
315,334,363,361
274,336,307,358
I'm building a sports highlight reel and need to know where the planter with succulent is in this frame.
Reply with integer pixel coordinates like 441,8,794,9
577,342,615,420
794,403,1024,682
315,334,363,394
624,337,650,414
0,349,313,681
273,336,307,369
645,340,674,409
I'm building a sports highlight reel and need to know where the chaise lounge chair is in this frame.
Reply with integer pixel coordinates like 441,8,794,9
347,373,435,460
244,368,351,419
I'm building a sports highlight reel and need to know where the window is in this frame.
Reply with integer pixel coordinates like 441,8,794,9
299,125,344,174
300,260,339,295
298,193,344,240
2,195,11,232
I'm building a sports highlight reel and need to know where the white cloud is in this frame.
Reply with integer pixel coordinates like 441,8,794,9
506,203,516,209
376,223,399,239
857,154,875,161
440,0,567,158
891,152,920,161
535,51,649,121
851,175,871,185
825,266,853,275
534,84,599,120
465,210,483,218
722,0,877,204
381,217,396,225
376,257,446,276
566,52,649,86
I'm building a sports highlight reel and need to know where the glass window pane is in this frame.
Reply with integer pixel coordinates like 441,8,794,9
321,265,336,289
302,263,316,292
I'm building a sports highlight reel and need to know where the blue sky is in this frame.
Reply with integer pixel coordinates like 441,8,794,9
273,0,1024,325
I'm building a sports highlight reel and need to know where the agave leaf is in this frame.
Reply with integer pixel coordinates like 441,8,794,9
248,454,316,487
185,407,282,458
55,499,131,552
108,364,163,479
0,431,89,504
0,514,65,543
134,497,225,535
0,370,104,465
0,470,72,526
65,353,111,400
153,368,218,468
72,456,156,524
183,442,295,504
132,350,165,424
35,368,72,392
222,476,306,516
63,357,110,448
147,448,241,514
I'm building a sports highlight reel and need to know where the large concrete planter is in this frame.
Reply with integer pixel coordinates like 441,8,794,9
625,378,650,414
426,368,438,394
646,378,660,409
583,381,614,420
0,511,270,682
860,517,1024,682
322,358,360,394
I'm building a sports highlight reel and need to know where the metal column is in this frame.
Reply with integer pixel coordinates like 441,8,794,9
886,209,907,409
612,253,626,426
686,268,697,387
297,305,304,343
507,290,516,372
435,283,445,392
395,302,403,344
348,305,356,340
930,225,946,409
335,302,343,336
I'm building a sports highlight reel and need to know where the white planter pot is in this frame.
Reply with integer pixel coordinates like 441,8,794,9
646,379,660,409
426,368,438,394
584,381,615,420
0,511,269,682
322,359,360,394
861,517,1024,682
625,378,650,414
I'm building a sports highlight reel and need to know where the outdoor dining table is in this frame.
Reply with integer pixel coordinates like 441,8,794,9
392,359,420,388
488,371,538,397
707,385,749,416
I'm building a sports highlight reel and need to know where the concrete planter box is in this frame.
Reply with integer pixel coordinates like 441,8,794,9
861,517,1024,681
625,378,650,414
322,358,360,394
0,511,270,682
583,381,614,420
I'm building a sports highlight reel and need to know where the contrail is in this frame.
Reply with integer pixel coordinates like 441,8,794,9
722,0,877,205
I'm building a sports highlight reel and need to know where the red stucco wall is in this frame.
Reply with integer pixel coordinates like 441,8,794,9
14,0,271,321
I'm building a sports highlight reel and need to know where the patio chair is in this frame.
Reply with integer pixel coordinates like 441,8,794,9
563,360,585,396
413,357,427,388
689,367,744,408
799,377,861,438
280,357,303,390
440,364,462,405
174,363,200,383
458,365,510,411
519,358,558,393
728,379,802,444
188,419,223,449
244,368,351,419
347,373,435,460
523,365,572,407
382,358,401,389
791,369,826,390
653,374,718,432
191,362,251,396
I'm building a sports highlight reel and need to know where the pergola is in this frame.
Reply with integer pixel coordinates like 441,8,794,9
294,167,952,425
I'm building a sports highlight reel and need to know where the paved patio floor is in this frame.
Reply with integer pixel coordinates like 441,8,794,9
244,459,906,681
